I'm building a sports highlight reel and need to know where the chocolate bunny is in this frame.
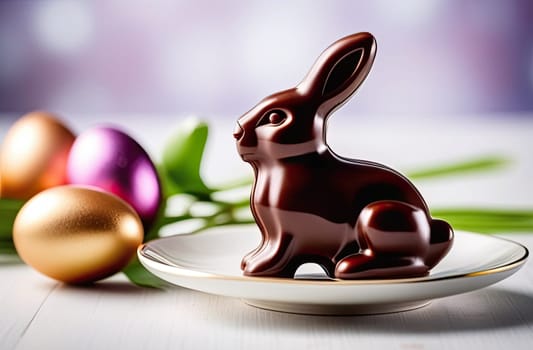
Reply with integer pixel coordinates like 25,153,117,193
234,32,453,279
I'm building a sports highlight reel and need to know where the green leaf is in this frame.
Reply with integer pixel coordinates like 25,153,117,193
156,165,183,198
407,155,510,180
0,239,18,255
161,118,211,196
122,255,170,289
0,198,25,240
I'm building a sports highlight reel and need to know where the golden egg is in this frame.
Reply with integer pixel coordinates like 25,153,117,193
0,111,75,199
13,186,144,284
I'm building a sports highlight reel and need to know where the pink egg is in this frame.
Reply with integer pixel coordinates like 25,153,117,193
67,127,161,229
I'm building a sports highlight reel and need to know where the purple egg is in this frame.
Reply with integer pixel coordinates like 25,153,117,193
67,127,161,229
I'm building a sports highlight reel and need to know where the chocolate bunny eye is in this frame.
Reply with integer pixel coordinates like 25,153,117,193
258,110,287,127
268,111,286,124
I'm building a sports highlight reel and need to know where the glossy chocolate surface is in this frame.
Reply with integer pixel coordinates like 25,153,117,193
234,32,453,279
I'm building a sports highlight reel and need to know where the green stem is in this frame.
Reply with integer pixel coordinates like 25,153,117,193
431,208,533,233
212,176,254,191
432,208,533,219
189,217,256,234
211,197,250,210
407,155,510,180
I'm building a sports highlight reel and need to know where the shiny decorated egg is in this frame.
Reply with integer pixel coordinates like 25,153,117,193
67,127,161,228
0,111,75,199
13,186,144,284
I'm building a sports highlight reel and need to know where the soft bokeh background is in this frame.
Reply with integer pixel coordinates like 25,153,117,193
0,0,532,121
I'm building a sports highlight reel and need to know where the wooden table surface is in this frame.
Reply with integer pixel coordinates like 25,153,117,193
1,115,533,349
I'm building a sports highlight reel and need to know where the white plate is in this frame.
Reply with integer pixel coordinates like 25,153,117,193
138,226,528,315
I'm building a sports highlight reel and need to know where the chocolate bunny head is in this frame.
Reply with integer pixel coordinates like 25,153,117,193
234,33,376,161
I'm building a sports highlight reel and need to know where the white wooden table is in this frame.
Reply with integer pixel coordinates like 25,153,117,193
1,114,533,349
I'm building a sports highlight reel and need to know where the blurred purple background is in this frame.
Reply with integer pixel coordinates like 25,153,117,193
0,0,532,120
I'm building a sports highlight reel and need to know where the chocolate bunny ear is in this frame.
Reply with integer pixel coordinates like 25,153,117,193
298,32,376,116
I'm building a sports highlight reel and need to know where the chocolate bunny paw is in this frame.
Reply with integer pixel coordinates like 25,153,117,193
242,233,297,277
